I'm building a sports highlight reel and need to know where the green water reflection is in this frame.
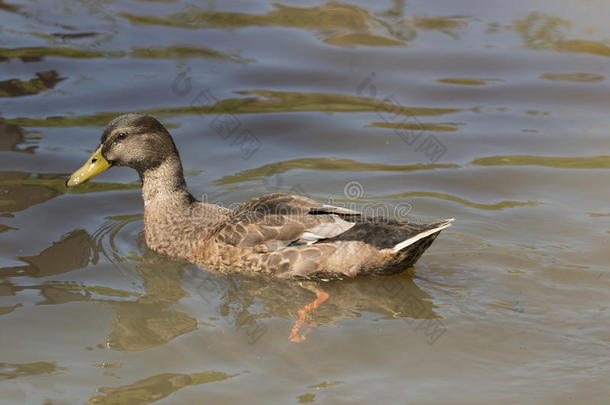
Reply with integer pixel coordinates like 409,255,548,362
1,90,461,128
90,371,238,405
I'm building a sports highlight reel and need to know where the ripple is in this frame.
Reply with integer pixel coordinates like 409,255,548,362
413,15,469,32
0,171,139,213
214,158,459,185
471,155,610,169
0,46,105,59
0,361,63,380
0,1,21,14
436,78,500,86
120,3,404,47
91,214,144,270
324,32,405,47
119,4,472,47
374,191,539,211
2,90,461,127
0,229,94,279
0,123,36,153
369,121,461,132
0,70,64,98
90,370,238,405
308,380,344,389
539,73,604,82
0,45,248,62
515,12,610,58
0,224,16,233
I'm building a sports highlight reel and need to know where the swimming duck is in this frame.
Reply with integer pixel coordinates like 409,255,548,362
66,114,452,280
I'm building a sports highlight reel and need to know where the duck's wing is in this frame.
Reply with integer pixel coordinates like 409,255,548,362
212,193,360,251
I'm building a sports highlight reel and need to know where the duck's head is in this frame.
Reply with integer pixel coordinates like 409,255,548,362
66,114,178,187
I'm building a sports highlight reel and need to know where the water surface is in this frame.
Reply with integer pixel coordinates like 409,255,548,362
1,0,609,403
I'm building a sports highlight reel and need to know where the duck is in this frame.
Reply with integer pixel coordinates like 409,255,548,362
66,113,453,280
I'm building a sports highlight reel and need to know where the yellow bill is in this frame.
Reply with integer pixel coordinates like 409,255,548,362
66,146,111,187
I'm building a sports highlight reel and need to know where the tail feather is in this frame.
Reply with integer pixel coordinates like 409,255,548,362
391,219,453,252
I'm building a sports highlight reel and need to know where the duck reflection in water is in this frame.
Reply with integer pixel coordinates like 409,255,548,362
1,215,442,346
182,262,441,343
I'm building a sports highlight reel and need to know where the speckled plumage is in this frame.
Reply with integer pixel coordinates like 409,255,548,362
73,114,453,280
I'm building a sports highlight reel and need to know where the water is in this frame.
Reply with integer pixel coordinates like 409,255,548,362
1,0,609,403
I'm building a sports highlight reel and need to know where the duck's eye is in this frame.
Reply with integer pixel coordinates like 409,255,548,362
116,132,127,140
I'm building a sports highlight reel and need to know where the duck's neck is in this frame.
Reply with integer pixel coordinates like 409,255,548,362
140,155,192,206
139,156,225,260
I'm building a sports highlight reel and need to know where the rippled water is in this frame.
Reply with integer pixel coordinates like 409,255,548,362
1,0,609,403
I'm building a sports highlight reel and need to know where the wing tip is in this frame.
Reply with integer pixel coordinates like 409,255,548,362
391,219,453,253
